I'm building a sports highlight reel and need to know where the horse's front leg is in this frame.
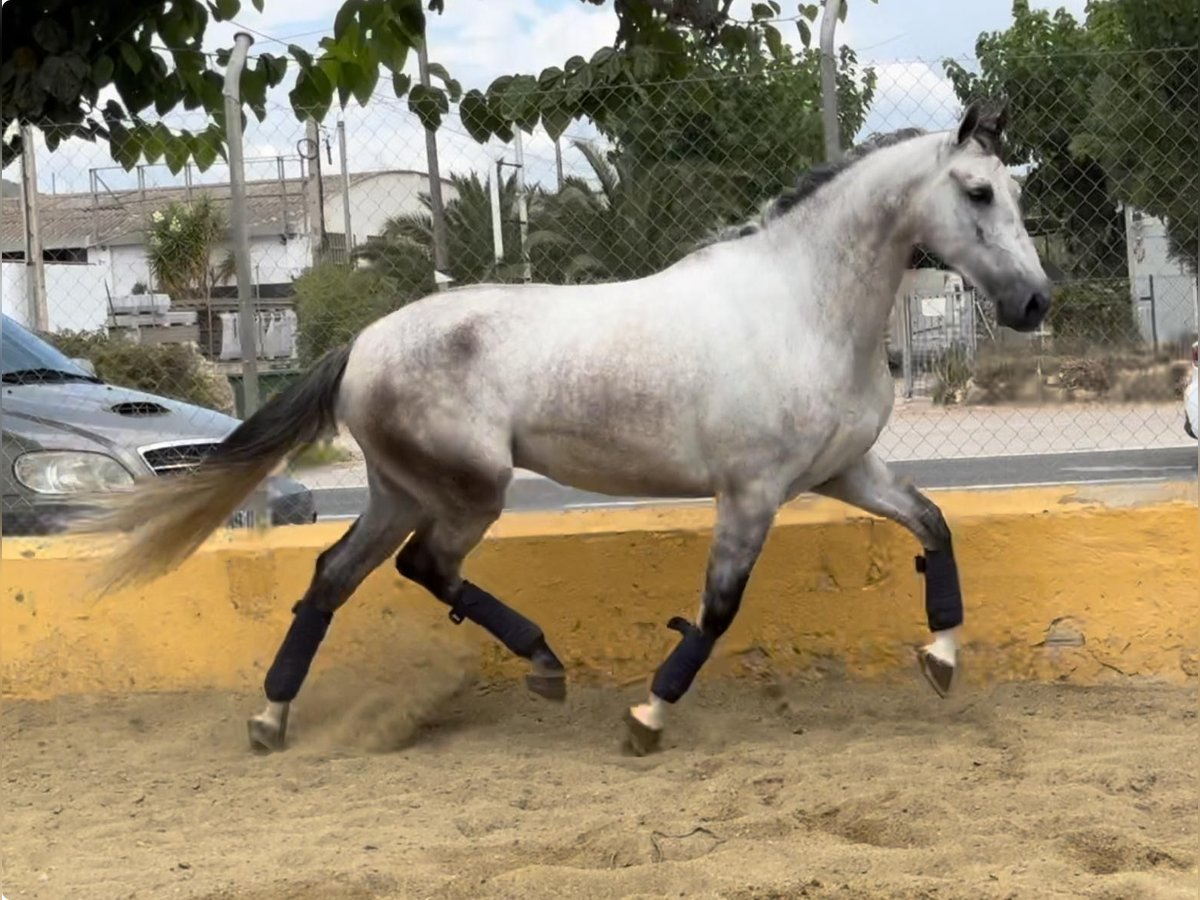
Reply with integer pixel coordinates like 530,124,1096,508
813,450,962,696
624,484,779,755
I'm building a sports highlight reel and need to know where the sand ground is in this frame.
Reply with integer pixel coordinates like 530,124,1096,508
2,648,1197,900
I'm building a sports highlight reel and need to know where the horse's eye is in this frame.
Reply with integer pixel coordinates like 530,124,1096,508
966,184,994,205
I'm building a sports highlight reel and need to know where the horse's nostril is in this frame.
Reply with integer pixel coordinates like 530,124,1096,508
1025,292,1049,321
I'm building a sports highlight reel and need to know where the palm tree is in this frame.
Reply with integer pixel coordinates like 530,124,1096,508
526,140,748,284
356,171,527,290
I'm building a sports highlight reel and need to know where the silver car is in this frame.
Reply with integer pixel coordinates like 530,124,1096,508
1,313,314,535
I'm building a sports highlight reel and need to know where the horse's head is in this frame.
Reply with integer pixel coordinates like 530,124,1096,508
911,101,1051,332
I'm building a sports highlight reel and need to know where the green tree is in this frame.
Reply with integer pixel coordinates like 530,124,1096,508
943,0,1197,275
291,262,405,364
356,171,525,286
145,195,228,301
526,140,747,283
3,1,875,172
594,23,877,209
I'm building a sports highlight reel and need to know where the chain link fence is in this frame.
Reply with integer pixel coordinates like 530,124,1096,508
2,46,1196,533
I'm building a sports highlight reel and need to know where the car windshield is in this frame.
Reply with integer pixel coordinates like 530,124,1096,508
1,314,97,384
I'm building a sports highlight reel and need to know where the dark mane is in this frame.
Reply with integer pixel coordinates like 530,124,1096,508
698,127,930,247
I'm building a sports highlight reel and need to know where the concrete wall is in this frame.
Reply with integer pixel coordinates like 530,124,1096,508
2,483,1196,701
1,261,111,332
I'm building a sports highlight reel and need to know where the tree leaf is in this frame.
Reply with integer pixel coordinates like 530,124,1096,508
141,123,167,163
351,61,379,106
92,55,115,86
425,61,461,102
459,89,492,143
33,19,70,54
120,43,143,75
289,44,314,69
797,19,812,47
541,103,573,142
390,0,426,43
392,71,411,96
110,123,143,170
764,24,785,60
408,83,447,130
290,66,332,122
164,132,191,174
335,0,362,39
191,129,221,171
262,53,288,85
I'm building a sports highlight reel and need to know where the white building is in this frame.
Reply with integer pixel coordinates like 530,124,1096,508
1127,209,1197,348
0,169,456,348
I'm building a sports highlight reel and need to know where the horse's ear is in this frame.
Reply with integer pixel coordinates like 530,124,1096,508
979,97,1009,136
974,97,1009,153
956,102,981,146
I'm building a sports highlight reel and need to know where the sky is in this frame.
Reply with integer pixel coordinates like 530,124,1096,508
7,0,1093,199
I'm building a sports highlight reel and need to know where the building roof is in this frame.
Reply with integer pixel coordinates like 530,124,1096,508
0,168,447,252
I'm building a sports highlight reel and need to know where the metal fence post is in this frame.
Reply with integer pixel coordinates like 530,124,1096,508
337,117,353,259
819,0,843,162
416,39,451,290
902,292,914,399
513,126,531,284
223,32,268,527
224,32,259,416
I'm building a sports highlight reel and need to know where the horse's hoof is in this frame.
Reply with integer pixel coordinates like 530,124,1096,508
916,647,955,698
248,714,286,753
526,670,567,702
623,709,663,756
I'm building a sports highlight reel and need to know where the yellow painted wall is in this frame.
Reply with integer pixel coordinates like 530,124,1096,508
2,482,1196,700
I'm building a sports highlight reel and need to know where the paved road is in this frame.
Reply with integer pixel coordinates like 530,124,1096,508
312,445,1198,519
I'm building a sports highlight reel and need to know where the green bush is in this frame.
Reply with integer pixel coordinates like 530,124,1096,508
292,263,410,365
44,330,236,413
1047,280,1142,351
931,344,974,405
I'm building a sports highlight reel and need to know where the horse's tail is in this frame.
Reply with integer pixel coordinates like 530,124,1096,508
74,343,354,596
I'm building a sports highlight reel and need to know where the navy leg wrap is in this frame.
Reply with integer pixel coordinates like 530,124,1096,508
264,602,333,702
447,580,549,661
916,546,963,633
650,617,716,703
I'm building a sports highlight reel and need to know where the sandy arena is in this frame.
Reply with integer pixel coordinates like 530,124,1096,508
3,633,1197,899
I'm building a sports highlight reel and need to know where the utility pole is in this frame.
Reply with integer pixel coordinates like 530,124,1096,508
19,124,48,330
513,127,531,283
337,117,353,259
819,0,843,162
302,118,327,266
416,39,451,290
489,159,505,266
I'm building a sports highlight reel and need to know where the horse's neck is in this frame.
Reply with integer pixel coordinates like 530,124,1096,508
778,133,947,353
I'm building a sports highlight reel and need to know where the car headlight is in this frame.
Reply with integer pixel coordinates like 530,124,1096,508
13,451,135,495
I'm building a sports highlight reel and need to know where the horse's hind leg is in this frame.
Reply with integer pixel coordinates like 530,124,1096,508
395,500,567,702
625,485,779,755
248,477,420,752
813,451,961,697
